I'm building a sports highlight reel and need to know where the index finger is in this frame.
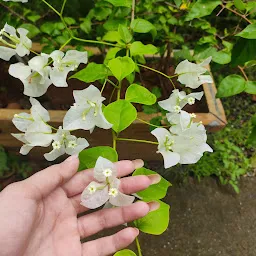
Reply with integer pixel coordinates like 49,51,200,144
62,159,144,198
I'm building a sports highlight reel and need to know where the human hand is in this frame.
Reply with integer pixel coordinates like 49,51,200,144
0,155,160,256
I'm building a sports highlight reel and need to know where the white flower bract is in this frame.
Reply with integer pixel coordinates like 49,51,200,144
44,127,89,161
175,57,213,88
81,157,134,209
0,23,31,61
151,111,213,168
49,50,88,87
63,85,112,132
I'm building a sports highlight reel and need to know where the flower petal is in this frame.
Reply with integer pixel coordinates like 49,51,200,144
44,146,66,161
81,181,109,209
0,46,16,61
159,150,180,168
94,156,116,182
50,67,70,87
9,63,31,80
30,97,50,122
12,112,33,132
65,137,89,155
109,192,135,207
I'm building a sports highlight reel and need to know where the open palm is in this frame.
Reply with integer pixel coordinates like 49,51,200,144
0,155,158,256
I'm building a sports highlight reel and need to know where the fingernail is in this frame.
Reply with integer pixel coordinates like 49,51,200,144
133,228,139,236
148,201,160,212
148,174,161,185
66,154,79,162
132,159,144,169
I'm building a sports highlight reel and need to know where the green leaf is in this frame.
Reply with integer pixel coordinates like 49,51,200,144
133,168,171,201
216,75,246,98
40,22,55,35
131,19,157,38
80,18,92,34
104,18,127,31
118,25,133,43
114,250,137,256
125,84,156,105
244,81,256,94
104,100,137,133
108,57,135,81
19,24,40,38
251,114,256,126
27,15,41,23
247,126,256,146
79,146,118,170
105,0,132,7
236,24,256,39
185,0,221,21
234,0,246,11
130,41,158,56
64,17,76,25
135,200,170,235
151,87,162,99
70,63,108,82
212,50,231,64
231,38,256,66
103,31,121,42
104,47,122,64
142,104,158,114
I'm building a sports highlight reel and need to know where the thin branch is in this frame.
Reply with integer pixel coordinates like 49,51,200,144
61,0,67,15
222,4,252,24
238,65,249,81
0,2,26,21
131,0,135,23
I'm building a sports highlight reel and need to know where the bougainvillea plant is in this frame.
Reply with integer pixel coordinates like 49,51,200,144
0,0,215,255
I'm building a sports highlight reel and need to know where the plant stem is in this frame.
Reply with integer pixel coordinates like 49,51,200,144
107,79,119,89
117,81,121,100
131,0,135,23
136,117,170,128
137,63,170,79
116,138,158,145
72,36,120,47
101,79,107,93
112,130,117,150
238,65,249,81
41,0,61,16
59,37,72,50
222,4,252,24
60,0,67,15
136,237,143,256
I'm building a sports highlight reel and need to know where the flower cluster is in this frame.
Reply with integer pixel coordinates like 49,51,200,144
0,23,31,61
11,98,89,161
81,157,135,209
151,89,213,168
175,57,213,89
9,50,87,97
63,85,112,132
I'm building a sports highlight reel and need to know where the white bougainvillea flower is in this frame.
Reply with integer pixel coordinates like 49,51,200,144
44,127,89,161
0,23,31,61
81,157,135,209
63,85,112,132
151,111,212,168
171,111,213,164
12,97,50,132
11,133,34,155
49,50,88,87
12,97,54,150
9,54,51,97
151,128,180,168
158,89,204,113
175,57,213,89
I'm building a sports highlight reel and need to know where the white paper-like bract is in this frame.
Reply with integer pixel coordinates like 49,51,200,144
81,157,135,209
175,57,213,88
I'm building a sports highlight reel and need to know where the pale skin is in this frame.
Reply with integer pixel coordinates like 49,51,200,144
0,155,160,256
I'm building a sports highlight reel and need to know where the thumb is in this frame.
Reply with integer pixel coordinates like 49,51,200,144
23,155,79,200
